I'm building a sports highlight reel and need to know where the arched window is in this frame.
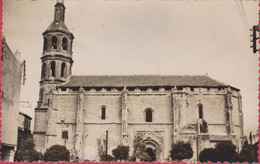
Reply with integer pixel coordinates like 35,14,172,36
51,36,57,49
62,37,68,50
61,62,66,77
101,107,106,120
51,61,56,77
43,38,48,52
41,63,47,78
39,88,44,101
145,109,153,122
198,105,203,119
226,111,230,121
70,42,73,52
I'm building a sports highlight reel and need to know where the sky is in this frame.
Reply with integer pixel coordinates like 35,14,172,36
2,0,259,135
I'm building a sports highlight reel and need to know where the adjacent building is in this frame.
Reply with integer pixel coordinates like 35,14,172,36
18,112,32,143
33,1,245,162
1,36,23,162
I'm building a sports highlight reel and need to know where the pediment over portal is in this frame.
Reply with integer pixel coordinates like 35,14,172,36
181,124,197,133
135,131,164,149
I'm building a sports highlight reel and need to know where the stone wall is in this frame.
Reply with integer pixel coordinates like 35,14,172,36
34,86,244,162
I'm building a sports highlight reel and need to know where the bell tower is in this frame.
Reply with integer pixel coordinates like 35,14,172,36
38,0,74,107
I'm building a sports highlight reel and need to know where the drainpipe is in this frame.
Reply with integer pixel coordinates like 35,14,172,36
196,121,200,161
106,130,108,161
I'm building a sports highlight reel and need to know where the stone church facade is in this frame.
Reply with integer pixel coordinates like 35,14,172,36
33,1,245,162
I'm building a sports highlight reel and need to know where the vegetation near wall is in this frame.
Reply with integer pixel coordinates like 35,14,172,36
199,141,258,163
239,140,258,162
43,145,70,162
112,145,129,161
14,137,42,162
199,148,221,162
170,141,193,161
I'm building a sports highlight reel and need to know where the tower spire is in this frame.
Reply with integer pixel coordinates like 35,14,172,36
57,0,64,4
54,0,65,22
43,1,73,36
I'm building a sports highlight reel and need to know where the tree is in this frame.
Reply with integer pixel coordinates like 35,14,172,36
199,141,241,162
239,140,258,162
215,141,239,162
14,137,42,162
132,136,151,162
99,154,114,162
170,141,193,161
43,145,70,162
96,137,113,162
251,142,259,162
199,148,221,162
112,145,129,161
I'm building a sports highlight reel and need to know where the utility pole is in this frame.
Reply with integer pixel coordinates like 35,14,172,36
106,130,108,161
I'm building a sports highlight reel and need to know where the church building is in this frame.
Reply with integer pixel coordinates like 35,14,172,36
33,1,245,162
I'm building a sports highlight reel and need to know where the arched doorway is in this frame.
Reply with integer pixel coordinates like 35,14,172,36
143,139,161,161
146,148,156,161
136,132,163,161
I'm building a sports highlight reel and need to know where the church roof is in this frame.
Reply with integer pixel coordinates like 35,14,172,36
60,75,239,90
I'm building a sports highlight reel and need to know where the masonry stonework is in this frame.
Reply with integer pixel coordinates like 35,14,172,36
33,1,245,162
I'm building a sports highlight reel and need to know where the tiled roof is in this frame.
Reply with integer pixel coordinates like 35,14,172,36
60,75,238,90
